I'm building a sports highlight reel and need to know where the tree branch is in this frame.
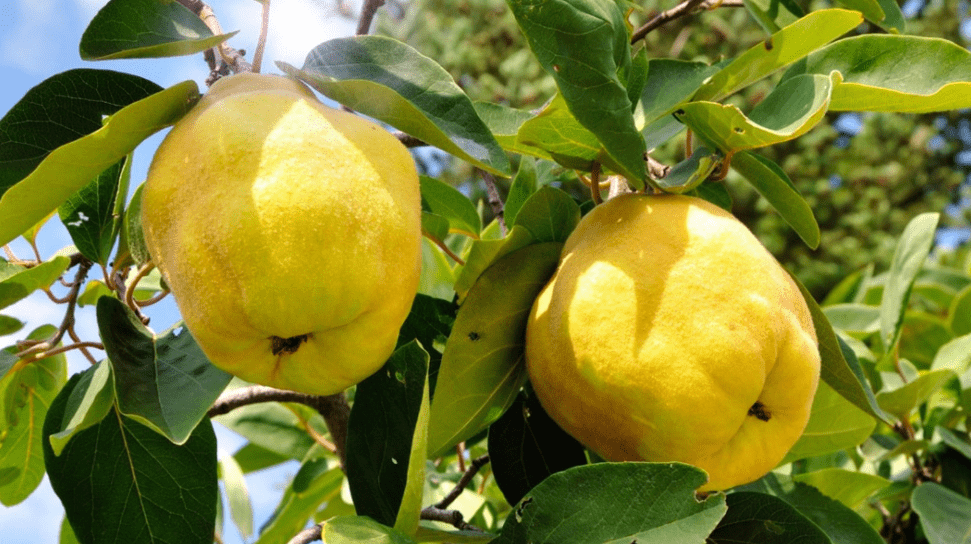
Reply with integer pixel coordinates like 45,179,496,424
435,454,490,510
479,170,507,236
631,0,744,44
286,523,322,544
356,0,386,34
208,386,351,468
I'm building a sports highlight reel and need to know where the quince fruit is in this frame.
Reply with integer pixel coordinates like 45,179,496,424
141,73,421,396
525,194,820,491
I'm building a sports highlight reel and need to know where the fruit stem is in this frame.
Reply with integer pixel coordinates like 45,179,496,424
589,162,604,204
252,0,270,74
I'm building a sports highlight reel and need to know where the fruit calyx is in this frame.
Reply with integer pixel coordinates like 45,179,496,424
747,401,771,422
271,334,310,356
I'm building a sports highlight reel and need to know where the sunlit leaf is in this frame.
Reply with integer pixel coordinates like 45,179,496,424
876,369,956,419
731,151,819,249
791,468,890,510
782,381,876,464
911,483,971,544
218,454,253,540
321,516,417,544
420,176,481,237
48,360,115,456
0,256,71,310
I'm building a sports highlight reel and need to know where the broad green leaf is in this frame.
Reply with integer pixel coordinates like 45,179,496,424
346,341,429,528
0,315,24,336
48,360,115,456
791,273,892,424
80,0,236,60
395,348,430,537
742,0,800,34
708,491,830,544
823,303,881,336
0,76,200,246
58,154,130,265
428,243,562,458
321,516,417,544
420,176,481,237
232,442,291,474
948,284,971,336
639,59,721,127
218,454,253,541
512,186,581,244
97,296,232,443
494,463,727,544
792,468,890,510
422,212,451,245
452,225,535,302
783,36,971,112
876,369,957,419
396,294,457,399
738,474,883,544
900,312,952,369
414,526,493,543
731,151,819,249
0,256,71,310
506,0,646,183
419,238,458,301
0,325,67,506
837,0,904,32
505,157,540,227
879,213,939,363
911,483,971,544
43,375,217,544
473,102,551,160
284,36,510,176
488,390,586,506
822,267,870,306
655,146,720,194
255,461,344,544
782,381,876,463
937,427,971,461
692,9,862,103
931,333,971,375
214,387,323,460
59,515,80,544
679,73,836,158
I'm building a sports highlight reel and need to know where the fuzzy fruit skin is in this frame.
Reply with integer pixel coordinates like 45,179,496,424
141,73,421,396
525,194,820,492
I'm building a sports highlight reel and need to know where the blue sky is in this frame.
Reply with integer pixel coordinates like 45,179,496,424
0,1,359,542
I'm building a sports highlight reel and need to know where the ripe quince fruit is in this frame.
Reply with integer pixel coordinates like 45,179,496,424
525,194,820,491
141,73,421,396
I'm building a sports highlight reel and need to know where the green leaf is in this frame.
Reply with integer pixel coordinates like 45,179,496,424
218,454,253,541
452,226,536,302
782,381,876,464
0,314,24,336
938,427,971,461
284,36,510,176
346,341,430,529
512,186,581,244
119,182,151,266
214,387,323,461
48,360,115,456
879,213,939,363
911,483,971,544
791,273,892,424
836,0,904,32
731,151,819,249
97,296,232,444
395,351,430,537
741,0,800,34
876,369,957,420
43,375,217,544
0,75,200,246
473,102,550,160
678,73,836,158
494,463,727,544
640,60,723,126
60,515,80,544
783,36,971,112
488,390,586,506
506,0,646,183
692,9,862,103
414,526,494,543
255,461,344,544
931,333,971,375
900,312,952,369
232,442,290,474
0,325,67,506
420,176,481,237
321,516,418,544
505,158,540,227
0,256,71,310
823,304,881,336
708,492,830,544
80,0,236,60
791,468,890,510
655,146,720,194
428,243,562,458
737,473,883,544
419,238,458,301
58,154,130,265
948,284,971,336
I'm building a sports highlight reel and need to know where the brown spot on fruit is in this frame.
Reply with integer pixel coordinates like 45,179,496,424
748,401,771,421
271,334,309,355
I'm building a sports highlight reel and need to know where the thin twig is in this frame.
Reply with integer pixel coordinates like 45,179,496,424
286,524,322,544
480,170,507,236
68,325,99,365
395,131,426,148
631,0,743,44
136,289,170,307
420,506,483,532
435,454,490,510
252,0,270,73
125,262,155,325
589,162,603,205
424,233,466,265
14,259,93,360
356,0,386,35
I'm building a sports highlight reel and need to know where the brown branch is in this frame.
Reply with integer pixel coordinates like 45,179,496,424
15,259,93,360
252,0,271,73
435,454,490,510
395,131,426,148
286,524,322,544
208,386,351,468
480,170,507,236
631,0,744,44
356,0,386,35
420,506,483,532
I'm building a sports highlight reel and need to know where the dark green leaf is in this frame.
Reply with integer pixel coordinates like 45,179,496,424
0,74,199,246
119,182,151,266
689,180,733,211
938,427,971,461
494,463,727,544
58,154,129,264
428,243,562,457
0,314,24,336
505,157,540,226
80,0,236,60
420,176,481,237
708,492,830,544
655,146,720,194
48,360,115,456
285,36,509,176
506,0,645,183
488,390,586,506
395,294,457,399
911,483,971,544
639,59,721,130
97,296,232,443
732,151,819,249
512,186,581,244
346,341,429,527
43,373,217,544
0,256,71,310
742,0,800,34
